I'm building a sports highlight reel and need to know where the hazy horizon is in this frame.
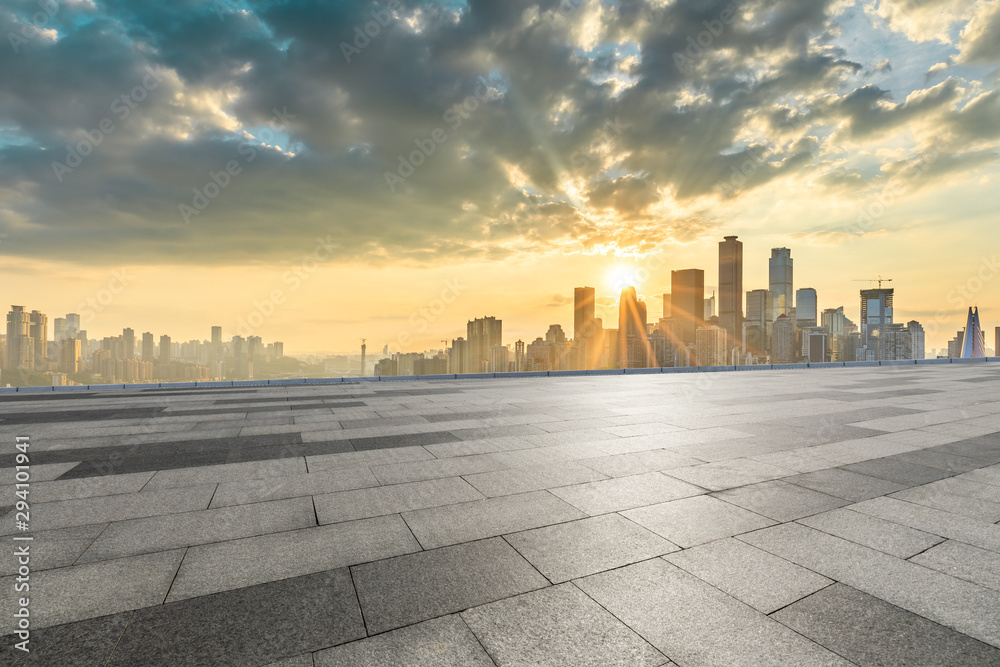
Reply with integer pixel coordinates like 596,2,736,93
4,0,1000,357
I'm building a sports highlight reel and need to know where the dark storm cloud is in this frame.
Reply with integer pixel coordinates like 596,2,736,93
0,0,998,266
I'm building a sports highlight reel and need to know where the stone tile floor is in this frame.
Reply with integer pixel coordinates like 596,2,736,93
2,364,1000,665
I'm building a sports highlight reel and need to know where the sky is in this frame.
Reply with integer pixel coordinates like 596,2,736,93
2,0,999,355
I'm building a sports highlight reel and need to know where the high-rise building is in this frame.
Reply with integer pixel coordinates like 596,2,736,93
795,288,817,328
65,313,81,337
210,326,223,366
618,286,650,368
159,335,172,365
122,328,135,360
860,288,893,357
696,326,726,366
995,327,1000,358
5,306,33,371
467,317,502,374
960,307,986,359
671,269,705,347
718,235,743,346
907,321,925,360
704,294,716,320
514,340,526,372
574,287,596,370
141,332,155,362
490,344,510,373
59,338,81,373
662,293,671,320
769,248,793,322
822,307,846,361
29,310,47,370
771,314,796,363
450,337,469,374
803,327,827,362
54,318,67,341
745,289,773,355
880,323,914,361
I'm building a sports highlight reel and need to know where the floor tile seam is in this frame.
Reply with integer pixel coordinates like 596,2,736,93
102,609,135,667
785,513,948,559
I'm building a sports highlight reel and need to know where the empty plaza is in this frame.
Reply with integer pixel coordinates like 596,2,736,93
3,362,1000,665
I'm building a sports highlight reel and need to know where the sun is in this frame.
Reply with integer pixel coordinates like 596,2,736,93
606,265,640,292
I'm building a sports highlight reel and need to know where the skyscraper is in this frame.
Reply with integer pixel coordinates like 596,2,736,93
159,335,171,365
29,310,47,370
574,287,596,370
860,288,893,353
122,328,135,360
618,286,650,368
795,288,817,328
450,337,469,374
142,332,155,362
5,306,33,371
745,289,773,356
671,269,705,348
718,235,743,346
467,317,502,374
769,248,793,322
908,320,925,360
995,327,1000,358
54,317,67,341
65,313,81,337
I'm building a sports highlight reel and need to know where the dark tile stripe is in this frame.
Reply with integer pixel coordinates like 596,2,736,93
0,612,132,666
349,431,461,451
0,392,98,402
105,568,365,666
0,407,166,425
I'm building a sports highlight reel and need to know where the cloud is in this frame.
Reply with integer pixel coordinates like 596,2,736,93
0,0,998,270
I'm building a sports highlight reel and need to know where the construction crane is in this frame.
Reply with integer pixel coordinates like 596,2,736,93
853,276,894,289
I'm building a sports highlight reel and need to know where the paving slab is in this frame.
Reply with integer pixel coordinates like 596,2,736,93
576,558,850,667
401,490,586,549
314,615,494,667
110,568,364,666
78,496,316,563
784,468,908,502
351,537,549,634
315,476,484,524
664,538,833,614
774,583,1000,666
506,513,678,583
463,461,608,497
623,495,776,548
210,464,380,508
798,507,945,559
549,472,706,515
740,522,1000,648
0,523,107,576
910,540,1000,592
462,583,668,666
166,514,420,602
0,612,131,666
712,480,849,522
0,549,184,633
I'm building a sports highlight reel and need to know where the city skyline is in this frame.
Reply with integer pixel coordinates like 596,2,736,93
3,1,999,359
5,234,991,372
